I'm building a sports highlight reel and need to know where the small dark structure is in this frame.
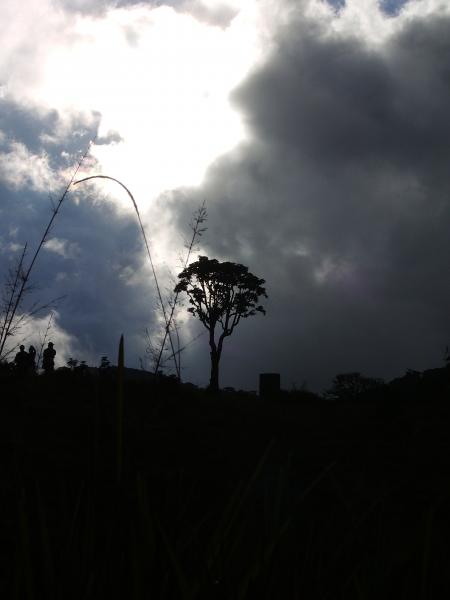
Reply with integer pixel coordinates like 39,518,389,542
259,373,280,399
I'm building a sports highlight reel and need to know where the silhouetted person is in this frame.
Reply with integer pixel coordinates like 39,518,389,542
28,345,36,373
42,342,56,374
14,345,29,376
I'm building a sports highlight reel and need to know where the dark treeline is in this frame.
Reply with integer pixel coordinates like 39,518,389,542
2,349,450,403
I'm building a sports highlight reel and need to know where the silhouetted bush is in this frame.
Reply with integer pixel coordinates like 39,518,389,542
388,367,450,403
325,372,385,402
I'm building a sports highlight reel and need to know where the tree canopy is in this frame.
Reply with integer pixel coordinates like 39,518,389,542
175,256,267,391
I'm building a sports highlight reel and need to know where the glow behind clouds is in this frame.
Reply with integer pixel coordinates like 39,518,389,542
1,0,436,206
4,2,271,207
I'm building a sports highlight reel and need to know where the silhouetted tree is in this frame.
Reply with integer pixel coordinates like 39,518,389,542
175,256,267,392
99,356,111,371
0,246,59,361
67,357,79,370
154,200,207,376
325,372,385,402
0,143,91,361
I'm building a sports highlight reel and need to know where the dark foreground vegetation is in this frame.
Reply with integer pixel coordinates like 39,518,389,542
1,367,450,599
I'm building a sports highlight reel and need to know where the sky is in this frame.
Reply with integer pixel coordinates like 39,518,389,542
1,0,450,392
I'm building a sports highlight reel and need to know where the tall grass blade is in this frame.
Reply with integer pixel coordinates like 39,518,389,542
419,493,448,600
18,487,35,600
62,480,85,559
155,516,196,600
420,508,433,598
37,311,54,369
35,480,55,597
207,439,275,575
0,142,92,359
117,334,124,485
57,479,85,599
0,243,27,356
136,473,156,562
154,200,207,376
73,174,180,379
222,438,275,541
352,572,369,600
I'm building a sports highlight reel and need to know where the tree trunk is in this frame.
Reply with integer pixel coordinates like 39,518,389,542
209,349,220,392
208,326,221,392
208,327,227,393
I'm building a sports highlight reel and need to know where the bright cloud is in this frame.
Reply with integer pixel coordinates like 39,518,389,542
0,142,58,192
2,311,80,368
1,1,281,210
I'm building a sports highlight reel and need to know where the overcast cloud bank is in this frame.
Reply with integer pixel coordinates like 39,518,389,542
166,0,450,389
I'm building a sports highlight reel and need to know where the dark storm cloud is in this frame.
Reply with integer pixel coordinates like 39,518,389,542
0,101,59,153
0,99,100,161
35,194,157,360
0,102,157,366
1,182,159,365
164,8,450,391
233,17,450,173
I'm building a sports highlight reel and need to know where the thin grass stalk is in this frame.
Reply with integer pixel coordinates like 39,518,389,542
352,573,369,600
173,316,181,375
35,479,55,596
72,175,180,380
0,243,27,355
37,311,54,369
0,144,92,359
136,473,156,562
420,507,434,600
18,488,35,600
56,480,85,600
2,298,62,363
63,480,85,558
129,524,143,600
261,459,338,570
420,494,447,600
207,439,275,573
116,334,124,485
158,332,204,369
322,474,410,600
154,200,207,376
154,516,194,600
1,342,22,362
1,299,61,364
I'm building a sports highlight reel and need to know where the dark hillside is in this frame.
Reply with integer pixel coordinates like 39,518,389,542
1,370,450,599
